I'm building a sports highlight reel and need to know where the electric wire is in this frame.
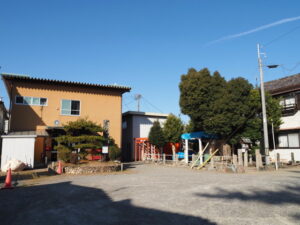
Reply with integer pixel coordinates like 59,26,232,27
141,96,164,113
263,25,300,48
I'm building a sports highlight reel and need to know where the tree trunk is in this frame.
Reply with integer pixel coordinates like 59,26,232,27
171,143,176,161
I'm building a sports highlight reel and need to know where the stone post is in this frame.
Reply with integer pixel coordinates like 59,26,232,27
163,153,166,164
238,149,243,166
255,149,262,170
249,154,253,165
192,154,196,163
291,152,295,165
210,156,214,169
233,154,238,167
244,151,248,167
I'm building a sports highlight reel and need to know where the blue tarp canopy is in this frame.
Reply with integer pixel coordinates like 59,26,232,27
181,131,217,140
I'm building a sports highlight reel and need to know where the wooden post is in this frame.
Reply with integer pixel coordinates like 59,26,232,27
141,145,144,161
233,154,238,167
291,152,295,165
238,149,243,166
184,139,189,164
198,138,203,165
163,153,166,164
152,145,155,162
244,151,248,167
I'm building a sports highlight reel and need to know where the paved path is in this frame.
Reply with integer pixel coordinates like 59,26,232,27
1,163,300,225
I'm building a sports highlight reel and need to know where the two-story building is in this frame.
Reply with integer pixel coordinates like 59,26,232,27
1,73,130,170
265,73,300,162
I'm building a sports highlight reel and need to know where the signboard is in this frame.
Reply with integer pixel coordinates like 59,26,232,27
102,146,108,154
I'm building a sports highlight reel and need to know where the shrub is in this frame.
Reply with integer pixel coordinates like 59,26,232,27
57,145,72,162
109,145,121,161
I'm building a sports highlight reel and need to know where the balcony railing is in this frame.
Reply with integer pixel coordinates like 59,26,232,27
282,103,297,116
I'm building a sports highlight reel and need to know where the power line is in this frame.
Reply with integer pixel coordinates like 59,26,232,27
263,25,300,47
141,96,164,113
280,61,300,72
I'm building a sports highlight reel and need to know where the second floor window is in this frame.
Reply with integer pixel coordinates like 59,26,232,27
61,99,80,116
280,96,296,108
15,96,47,106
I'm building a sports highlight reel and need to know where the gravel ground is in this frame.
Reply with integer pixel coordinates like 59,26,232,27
0,163,299,225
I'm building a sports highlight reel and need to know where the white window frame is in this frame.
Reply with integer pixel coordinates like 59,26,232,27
60,99,81,116
15,96,48,106
280,96,296,108
278,132,300,148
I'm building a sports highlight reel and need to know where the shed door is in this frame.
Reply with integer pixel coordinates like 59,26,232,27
1,136,36,171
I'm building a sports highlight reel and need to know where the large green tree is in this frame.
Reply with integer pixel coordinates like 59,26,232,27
179,68,282,145
148,120,166,150
179,68,227,131
163,114,184,158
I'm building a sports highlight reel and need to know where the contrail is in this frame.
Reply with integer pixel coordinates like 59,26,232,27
206,16,300,45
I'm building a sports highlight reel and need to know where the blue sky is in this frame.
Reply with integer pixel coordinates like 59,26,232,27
1,0,300,122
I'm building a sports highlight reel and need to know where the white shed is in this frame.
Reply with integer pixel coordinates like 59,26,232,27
1,134,36,171
122,111,169,161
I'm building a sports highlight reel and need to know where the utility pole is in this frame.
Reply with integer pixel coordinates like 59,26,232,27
134,94,141,112
257,43,270,165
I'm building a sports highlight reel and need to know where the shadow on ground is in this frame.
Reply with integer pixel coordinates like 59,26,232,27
0,169,55,183
196,184,300,205
0,181,216,225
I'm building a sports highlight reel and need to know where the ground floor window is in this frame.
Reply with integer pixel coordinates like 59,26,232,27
278,132,300,148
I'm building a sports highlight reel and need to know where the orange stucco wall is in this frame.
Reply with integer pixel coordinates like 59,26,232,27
9,81,123,146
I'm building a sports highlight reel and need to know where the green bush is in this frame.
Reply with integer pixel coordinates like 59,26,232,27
57,145,72,162
109,145,121,161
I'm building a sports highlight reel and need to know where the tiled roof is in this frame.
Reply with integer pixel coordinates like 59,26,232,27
1,73,131,93
264,73,300,95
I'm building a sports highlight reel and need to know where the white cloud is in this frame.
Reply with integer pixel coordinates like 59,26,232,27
207,16,300,45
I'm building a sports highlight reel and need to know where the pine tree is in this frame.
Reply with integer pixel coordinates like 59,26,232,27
55,118,105,162
148,120,166,149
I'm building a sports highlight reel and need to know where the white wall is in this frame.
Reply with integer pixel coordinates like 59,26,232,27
130,116,167,161
280,111,300,129
132,116,166,139
1,135,36,171
270,149,300,163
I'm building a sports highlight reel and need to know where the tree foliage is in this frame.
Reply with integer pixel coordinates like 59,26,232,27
148,120,166,148
55,118,107,162
179,68,282,144
163,114,184,144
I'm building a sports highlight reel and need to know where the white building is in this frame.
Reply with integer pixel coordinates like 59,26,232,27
121,111,168,161
265,73,300,162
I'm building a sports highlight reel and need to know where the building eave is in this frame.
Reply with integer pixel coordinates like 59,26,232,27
1,73,131,94
122,111,169,118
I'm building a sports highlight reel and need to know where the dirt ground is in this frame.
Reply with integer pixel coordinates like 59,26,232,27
0,163,299,225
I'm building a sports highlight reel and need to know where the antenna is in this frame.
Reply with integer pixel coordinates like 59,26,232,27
134,94,142,112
